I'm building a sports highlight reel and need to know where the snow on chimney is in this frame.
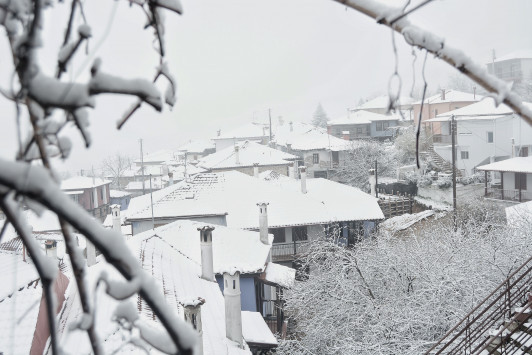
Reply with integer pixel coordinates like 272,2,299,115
198,226,215,281
234,146,240,165
223,270,243,347
168,172,174,186
369,169,376,197
111,204,121,232
183,297,205,355
441,89,446,101
299,166,307,194
257,202,269,245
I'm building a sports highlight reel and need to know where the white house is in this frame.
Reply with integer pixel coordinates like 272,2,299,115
214,122,271,152
477,156,532,203
327,110,403,141
198,140,298,176
426,99,532,176
352,95,415,119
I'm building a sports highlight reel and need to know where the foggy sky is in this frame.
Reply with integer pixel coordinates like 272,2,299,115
0,0,530,173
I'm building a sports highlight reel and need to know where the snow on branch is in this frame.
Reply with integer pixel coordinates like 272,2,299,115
0,159,198,354
333,0,532,126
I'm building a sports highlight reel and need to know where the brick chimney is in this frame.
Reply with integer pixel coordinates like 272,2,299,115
198,226,215,281
223,271,243,347
183,297,205,355
257,202,269,245
299,166,307,194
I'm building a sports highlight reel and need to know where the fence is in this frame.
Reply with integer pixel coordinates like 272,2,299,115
486,187,532,203
377,190,414,219
271,241,310,262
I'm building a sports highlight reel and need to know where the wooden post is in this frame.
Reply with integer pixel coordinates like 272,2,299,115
484,171,488,197
501,172,505,200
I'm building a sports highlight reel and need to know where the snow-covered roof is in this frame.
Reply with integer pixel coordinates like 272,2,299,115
260,262,296,289
477,156,532,174
273,122,352,151
215,122,270,140
60,176,111,190
1,209,66,243
110,189,132,198
241,311,278,346
413,89,482,105
58,223,273,354
506,200,532,226
125,176,166,191
354,95,415,110
141,220,272,274
134,149,179,164
258,170,290,182
199,141,297,170
178,139,215,154
328,110,401,125
493,50,532,63
426,99,522,122
380,210,435,233
127,171,384,228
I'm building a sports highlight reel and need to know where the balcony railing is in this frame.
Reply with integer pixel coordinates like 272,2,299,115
271,241,310,261
485,187,532,203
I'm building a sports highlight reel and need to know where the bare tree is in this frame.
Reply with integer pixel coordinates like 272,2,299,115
101,153,133,189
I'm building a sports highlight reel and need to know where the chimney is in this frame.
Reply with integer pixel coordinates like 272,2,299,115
217,129,221,137
183,298,205,355
289,121,293,132
234,146,240,165
257,202,269,244
286,143,292,152
441,89,446,101
45,240,57,260
111,204,121,232
369,169,376,197
168,172,174,186
198,226,215,281
299,166,307,194
223,271,243,347
253,163,259,178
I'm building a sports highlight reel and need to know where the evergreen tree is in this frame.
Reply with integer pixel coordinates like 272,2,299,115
312,103,329,128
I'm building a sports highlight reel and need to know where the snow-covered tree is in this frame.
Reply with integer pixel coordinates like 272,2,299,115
278,199,529,355
101,153,133,189
0,0,195,354
312,103,329,128
334,140,398,191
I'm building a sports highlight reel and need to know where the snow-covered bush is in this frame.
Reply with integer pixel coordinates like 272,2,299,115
416,174,433,187
436,177,452,189
278,205,530,355
458,172,486,185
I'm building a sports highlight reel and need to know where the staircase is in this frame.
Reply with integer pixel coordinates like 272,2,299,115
425,255,532,354
426,142,462,178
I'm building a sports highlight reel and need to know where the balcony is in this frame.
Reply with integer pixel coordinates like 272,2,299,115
271,241,310,262
485,187,532,203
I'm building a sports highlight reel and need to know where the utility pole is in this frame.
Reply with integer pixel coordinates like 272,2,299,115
149,174,154,229
375,159,378,198
139,139,145,195
451,115,457,231
268,108,272,143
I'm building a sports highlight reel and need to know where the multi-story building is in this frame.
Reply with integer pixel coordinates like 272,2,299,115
60,176,111,221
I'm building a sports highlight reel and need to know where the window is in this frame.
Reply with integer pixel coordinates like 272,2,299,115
376,121,390,132
460,151,469,160
292,226,308,241
487,131,494,143
434,109,438,116
271,228,286,243
515,173,527,190
313,153,319,164
520,147,529,157
356,127,362,134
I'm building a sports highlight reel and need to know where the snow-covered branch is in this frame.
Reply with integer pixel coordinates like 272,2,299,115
333,0,532,126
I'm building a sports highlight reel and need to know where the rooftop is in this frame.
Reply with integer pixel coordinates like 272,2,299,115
215,122,270,140
493,50,532,63
198,141,297,170
353,95,415,110
328,110,401,125
273,122,353,151
477,156,532,174
60,176,111,190
178,139,216,154
413,89,482,106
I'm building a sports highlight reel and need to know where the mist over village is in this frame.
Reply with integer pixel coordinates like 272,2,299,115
1,0,532,354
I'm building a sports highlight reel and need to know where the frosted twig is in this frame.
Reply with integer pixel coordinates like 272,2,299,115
389,0,435,25
0,217,9,244
62,0,78,46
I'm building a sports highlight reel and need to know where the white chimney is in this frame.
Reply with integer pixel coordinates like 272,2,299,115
199,226,215,281
183,298,205,355
289,121,293,132
299,166,307,194
168,172,174,186
257,202,269,244
253,163,259,178
223,271,243,347
111,204,121,232
45,240,57,260
369,169,376,197
234,146,240,165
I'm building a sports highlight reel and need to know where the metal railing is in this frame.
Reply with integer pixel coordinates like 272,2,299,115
271,241,310,261
433,134,452,144
425,255,532,354
262,299,285,335
486,187,532,203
